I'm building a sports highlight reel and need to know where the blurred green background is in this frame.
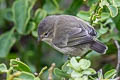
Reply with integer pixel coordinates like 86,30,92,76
0,0,120,79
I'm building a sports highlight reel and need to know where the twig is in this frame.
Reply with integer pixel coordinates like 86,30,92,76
38,66,47,78
8,71,21,80
114,40,120,76
48,63,56,80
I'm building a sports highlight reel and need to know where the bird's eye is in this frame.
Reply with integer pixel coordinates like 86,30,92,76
44,32,48,37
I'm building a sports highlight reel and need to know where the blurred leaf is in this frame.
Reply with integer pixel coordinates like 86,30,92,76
34,77,40,80
12,0,36,34
103,64,115,73
0,63,7,73
99,0,118,17
43,0,59,14
104,18,115,32
14,71,35,80
0,0,6,9
0,29,16,58
113,8,120,31
101,32,120,43
10,59,31,72
25,21,36,34
65,0,83,15
54,68,70,78
32,31,38,38
97,25,108,38
0,9,6,27
104,69,116,79
7,53,17,59
99,0,109,8
108,0,120,7
100,12,110,21
107,5,118,17
86,51,101,59
113,0,120,7
4,8,13,21
87,0,98,6
34,9,47,25
76,11,90,21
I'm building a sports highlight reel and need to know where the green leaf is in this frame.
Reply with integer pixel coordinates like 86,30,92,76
62,61,70,72
100,12,110,21
97,25,108,38
107,5,118,17
4,8,13,21
32,31,38,38
71,71,82,78
43,0,59,14
87,0,98,6
34,9,47,25
104,69,116,79
25,21,36,34
0,10,5,27
12,0,36,34
0,29,16,58
10,59,31,72
0,63,7,73
14,71,35,80
34,77,40,80
82,68,96,75
79,59,91,70
69,57,81,71
99,0,109,8
113,8,120,31
110,0,120,7
76,11,90,21
65,0,83,15
54,68,70,78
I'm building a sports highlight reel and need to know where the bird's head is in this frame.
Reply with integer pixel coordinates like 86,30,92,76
37,18,54,42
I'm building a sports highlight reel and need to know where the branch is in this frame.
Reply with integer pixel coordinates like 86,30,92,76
48,63,56,80
114,40,120,76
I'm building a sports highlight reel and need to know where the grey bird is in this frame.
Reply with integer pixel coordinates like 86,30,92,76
38,15,107,56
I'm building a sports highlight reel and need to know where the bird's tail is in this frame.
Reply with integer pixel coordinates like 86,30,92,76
90,40,107,54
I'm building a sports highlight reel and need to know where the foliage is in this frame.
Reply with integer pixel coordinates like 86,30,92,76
0,57,117,80
0,0,120,80
0,58,47,80
54,57,117,80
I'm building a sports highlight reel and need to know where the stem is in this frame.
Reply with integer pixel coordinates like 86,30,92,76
6,67,13,80
48,63,56,80
114,40,120,76
38,66,47,78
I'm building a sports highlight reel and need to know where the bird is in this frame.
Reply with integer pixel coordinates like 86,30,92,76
38,15,107,56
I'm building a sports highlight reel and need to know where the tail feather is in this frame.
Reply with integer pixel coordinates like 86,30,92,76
90,41,107,54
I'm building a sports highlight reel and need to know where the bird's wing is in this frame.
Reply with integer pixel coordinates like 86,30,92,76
52,20,69,48
67,27,94,47
52,17,96,48
78,19,97,36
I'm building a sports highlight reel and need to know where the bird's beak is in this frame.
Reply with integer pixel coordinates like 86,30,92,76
38,35,44,42
38,37,41,42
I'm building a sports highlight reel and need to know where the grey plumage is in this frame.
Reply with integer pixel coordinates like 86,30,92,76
38,15,107,56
